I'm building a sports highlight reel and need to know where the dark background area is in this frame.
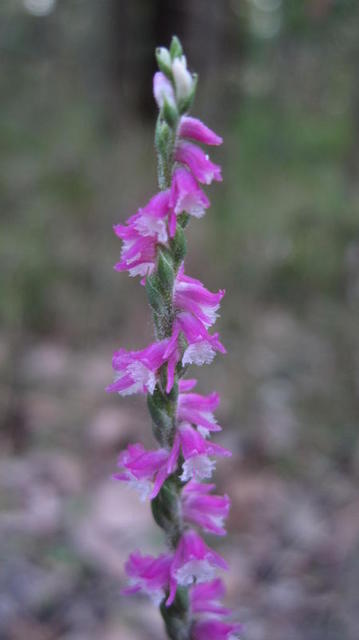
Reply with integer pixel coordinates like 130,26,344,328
1,1,359,639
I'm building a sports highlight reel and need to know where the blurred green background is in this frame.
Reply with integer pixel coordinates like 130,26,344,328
1,1,359,639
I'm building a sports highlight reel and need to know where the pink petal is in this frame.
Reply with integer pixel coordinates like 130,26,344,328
179,116,223,146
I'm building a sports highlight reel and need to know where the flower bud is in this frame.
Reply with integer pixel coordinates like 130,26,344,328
170,35,183,60
178,73,198,115
155,47,172,76
172,56,193,105
153,71,176,110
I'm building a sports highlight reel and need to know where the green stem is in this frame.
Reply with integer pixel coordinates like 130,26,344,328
149,111,191,639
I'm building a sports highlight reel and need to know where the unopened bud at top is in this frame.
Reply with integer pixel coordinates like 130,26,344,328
155,47,172,76
153,71,176,110
170,35,183,60
172,56,194,105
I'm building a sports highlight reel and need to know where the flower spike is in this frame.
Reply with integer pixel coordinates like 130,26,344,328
106,36,240,639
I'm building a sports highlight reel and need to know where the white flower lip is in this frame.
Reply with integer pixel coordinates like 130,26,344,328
134,215,168,244
175,558,217,586
180,454,216,481
182,341,216,366
127,361,156,394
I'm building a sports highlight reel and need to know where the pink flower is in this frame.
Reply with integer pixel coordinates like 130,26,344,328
153,71,176,108
172,422,232,482
169,168,210,223
179,116,223,146
124,550,171,606
114,224,157,279
182,482,231,536
192,620,242,640
175,141,222,185
106,331,179,399
113,442,176,500
154,419,231,485
128,190,171,243
106,341,169,396
190,578,230,616
162,313,225,375
114,191,171,278
167,529,228,605
175,312,226,366
174,266,225,328
178,380,221,436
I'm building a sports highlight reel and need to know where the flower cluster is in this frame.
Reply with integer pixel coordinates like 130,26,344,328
107,37,240,640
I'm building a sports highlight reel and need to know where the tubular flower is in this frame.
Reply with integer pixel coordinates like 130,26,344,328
179,116,223,146
113,442,176,500
174,422,231,482
128,190,171,243
175,141,222,185
114,190,171,277
190,578,231,616
170,167,210,221
161,312,226,373
168,529,228,605
106,36,241,640
175,311,226,365
182,482,230,536
178,381,221,436
113,224,157,279
123,551,172,606
174,266,225,328
106,341,171,396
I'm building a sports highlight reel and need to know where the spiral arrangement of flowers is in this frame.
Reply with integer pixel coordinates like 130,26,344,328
107,36,241,640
